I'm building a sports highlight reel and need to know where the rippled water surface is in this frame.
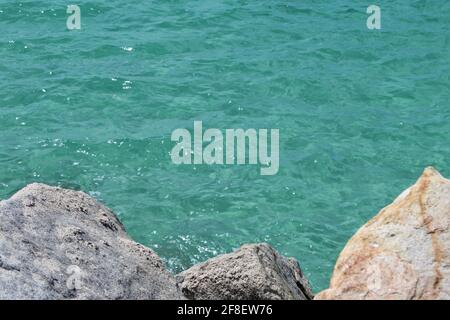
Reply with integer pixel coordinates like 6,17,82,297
1,1,449,291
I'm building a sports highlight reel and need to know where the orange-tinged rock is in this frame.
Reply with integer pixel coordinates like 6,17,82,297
316,167,450,300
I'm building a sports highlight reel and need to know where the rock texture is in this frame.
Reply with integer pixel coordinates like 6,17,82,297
0,183,183,300
316,167,450,300
176,243,313,300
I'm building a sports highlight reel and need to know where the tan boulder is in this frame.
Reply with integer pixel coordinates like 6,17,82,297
316,167,450,300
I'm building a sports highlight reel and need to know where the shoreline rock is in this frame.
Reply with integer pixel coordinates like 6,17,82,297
176,243,313,300
1,166,448,300
0,183,183,299
0,183,312,300
316,167,450,300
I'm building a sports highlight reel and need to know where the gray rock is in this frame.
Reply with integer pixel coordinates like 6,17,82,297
176,243,313,300
0,183,183,300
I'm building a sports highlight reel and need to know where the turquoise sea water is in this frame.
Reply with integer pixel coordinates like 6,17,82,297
1,1,449,292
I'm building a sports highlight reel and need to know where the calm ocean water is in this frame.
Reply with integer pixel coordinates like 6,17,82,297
1,1,449,292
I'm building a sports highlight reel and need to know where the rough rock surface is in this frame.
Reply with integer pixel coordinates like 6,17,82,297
0,183,183,300
316,167,450,300
176,243,313,300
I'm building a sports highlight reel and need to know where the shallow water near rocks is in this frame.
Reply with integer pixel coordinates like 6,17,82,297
1,1,449,292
